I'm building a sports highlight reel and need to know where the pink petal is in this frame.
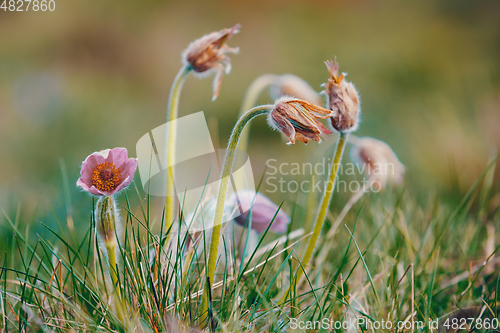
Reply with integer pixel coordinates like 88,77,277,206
115,158,137,190
107,147,129,170
77,147,136,196
79,154,104,186
88,185,106,196
234,191,290,234
76,178,90,192
269,210,291,233
113,175,132,194
77,178,105,196
124,158,138,179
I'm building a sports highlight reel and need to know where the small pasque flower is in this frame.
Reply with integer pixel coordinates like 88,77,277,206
269,74,323,106
182,24,241,101
230,190,290,234
350,137,405,190
77,148,135,321
186,190,290,234
77,147,137,196
322,58,361,133
180,190,290,269
267,96,333,145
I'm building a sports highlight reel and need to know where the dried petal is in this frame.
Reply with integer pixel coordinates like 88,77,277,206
267,96,333,144
322,58,361,133
181,24,241,100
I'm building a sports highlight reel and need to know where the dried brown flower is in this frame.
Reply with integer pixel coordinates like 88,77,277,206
350,136,405,190
269,74,323,105
182,24,241,100
267,96,333,145
322,58,361,132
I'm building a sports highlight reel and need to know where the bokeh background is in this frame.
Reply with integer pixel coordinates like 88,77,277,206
0,0,499,243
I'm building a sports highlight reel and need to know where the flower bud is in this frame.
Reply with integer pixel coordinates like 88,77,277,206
350,136,405,190
269,74,323,106
95,195,120,248
321,58,361,133
181,24,240,101
231,190,290,234
184,190,290,265
267,96,333,145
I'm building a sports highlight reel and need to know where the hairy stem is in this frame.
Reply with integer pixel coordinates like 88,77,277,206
165,65,192,242
96,195,125,324
199,105,272,326
282,132,348,303
106,243,124,323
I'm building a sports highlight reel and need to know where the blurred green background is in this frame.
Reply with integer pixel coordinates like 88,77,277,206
0,0,499,242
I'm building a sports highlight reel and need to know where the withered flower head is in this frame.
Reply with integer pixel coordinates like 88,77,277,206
267,96,333,145
350,136,405,190
269,74,323,106
321,58,361,133
181,24,241,101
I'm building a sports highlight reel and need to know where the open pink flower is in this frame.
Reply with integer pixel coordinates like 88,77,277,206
231,190,290,234
77,147,137,196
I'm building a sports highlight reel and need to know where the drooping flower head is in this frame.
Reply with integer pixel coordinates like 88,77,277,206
185,190,290,234
267,96,333,145
350,137,405,190
230,190,290,234
322,58,361,133
182,24,241,101
77,147,137,196
269,74,323,106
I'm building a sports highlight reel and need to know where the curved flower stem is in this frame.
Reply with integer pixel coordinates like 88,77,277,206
199,104,272,326
238,74,277,153
106,243,124,323
165,65,192,243
281,132,348,303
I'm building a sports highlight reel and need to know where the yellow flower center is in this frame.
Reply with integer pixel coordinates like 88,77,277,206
92,162,121,192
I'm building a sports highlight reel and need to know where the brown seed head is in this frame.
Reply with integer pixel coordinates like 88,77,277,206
350,137,405,190
322,58,360,133
269,74,323,106
182,24,241,100
267,96,333,145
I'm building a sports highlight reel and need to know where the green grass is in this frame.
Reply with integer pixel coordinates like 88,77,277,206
0,156,499,332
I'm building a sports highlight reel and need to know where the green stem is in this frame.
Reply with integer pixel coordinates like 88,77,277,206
238,74,277,153
95,195,126,324
165,65,192,242
106,243,124,323
282,132,348,303
199,104,272,326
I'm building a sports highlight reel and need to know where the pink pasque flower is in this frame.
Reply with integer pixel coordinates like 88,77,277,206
77,147,137,196
231,190,291,234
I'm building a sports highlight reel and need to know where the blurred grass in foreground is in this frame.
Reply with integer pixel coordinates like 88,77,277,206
0,156,498,331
